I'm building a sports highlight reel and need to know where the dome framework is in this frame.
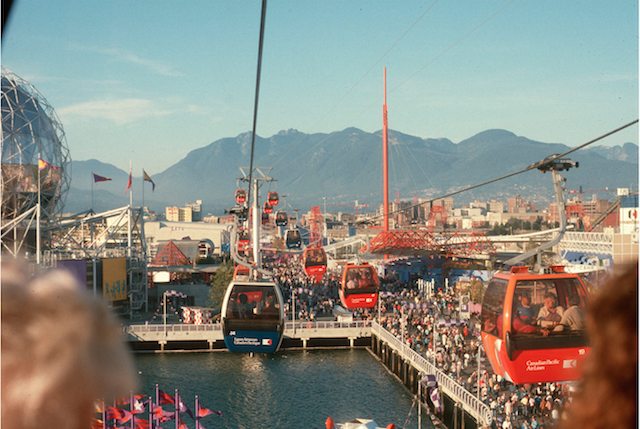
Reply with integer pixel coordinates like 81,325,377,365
1,66,71,223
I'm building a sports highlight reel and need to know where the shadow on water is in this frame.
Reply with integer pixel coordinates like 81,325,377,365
135,349,433,429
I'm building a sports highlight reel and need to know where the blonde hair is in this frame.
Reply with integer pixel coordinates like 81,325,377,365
2,261,138,429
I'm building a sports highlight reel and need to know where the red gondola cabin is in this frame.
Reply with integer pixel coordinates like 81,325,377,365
480,265,591,384
339,263,379,309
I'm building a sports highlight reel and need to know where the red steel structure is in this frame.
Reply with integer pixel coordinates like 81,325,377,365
565,203,593,232
308,206,322,248
382,68,389,233
426,205,448,232
364,229,496,259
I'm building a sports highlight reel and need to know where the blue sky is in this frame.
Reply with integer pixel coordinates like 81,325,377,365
3,0,638,174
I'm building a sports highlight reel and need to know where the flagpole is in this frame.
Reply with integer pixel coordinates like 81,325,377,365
130,391,134,429
155,384,160,428
37,153,41,265
195,395,199,427
142,168,145,211
148,396,152,429
91,172,94,211
175,389,179,429
128,160,133,258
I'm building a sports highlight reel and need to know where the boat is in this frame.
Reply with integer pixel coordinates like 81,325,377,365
326,417,395,429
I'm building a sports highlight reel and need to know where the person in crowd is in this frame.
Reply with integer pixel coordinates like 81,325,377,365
556,261,637,429
2,260,137,429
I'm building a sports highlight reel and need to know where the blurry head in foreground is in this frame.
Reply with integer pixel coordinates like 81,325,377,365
558,261,638,429
2,261,137,429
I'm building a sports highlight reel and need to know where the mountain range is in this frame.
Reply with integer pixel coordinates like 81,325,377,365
65,128,638,216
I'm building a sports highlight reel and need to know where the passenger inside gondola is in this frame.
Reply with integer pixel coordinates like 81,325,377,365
537,292,564,327
228,292,250,319
346,274,357,289
483,316,499,336
515,295,534,323
257,291,279,319
305,249,326,266
359,269,375,288
554,295,586,331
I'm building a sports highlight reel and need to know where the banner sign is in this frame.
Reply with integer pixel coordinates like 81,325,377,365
56,259,87,290
102,258,127,301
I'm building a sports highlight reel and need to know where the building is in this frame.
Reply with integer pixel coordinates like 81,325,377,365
166,206,193,222
144,220,231,258
185,200,203,221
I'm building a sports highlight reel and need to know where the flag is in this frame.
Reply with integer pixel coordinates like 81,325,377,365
177,418,189,429
38,158,58,170
430,387,443,413
195,403,222,418
176,395,194,419
106,406,132,424
125,169,132,194
131,397,148,414
93,401,105,413
93,173,112,183
151,404,174,423
143,170,155,191
133,417,151,429
91,418,104,429
158,389,175,405
422,374,438,388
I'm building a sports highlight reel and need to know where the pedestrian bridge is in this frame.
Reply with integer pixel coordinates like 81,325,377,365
125,319,372,347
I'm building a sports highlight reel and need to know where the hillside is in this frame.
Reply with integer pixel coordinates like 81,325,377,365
64,128,638,216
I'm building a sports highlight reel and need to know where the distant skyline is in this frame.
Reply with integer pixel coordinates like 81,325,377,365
3,0,638,175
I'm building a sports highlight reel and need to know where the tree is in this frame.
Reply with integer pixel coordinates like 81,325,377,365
469,279,485,304
208,259,234,311
272,236,284,251
532,216,543,231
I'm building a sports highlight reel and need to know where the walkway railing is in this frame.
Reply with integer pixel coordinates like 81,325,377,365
372,321,492,427
560,231,614,255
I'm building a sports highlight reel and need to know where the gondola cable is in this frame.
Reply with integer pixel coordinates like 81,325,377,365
246,0,268,208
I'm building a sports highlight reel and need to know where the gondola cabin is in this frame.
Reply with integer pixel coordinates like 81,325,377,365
480,265,591,384
238,229,250,252
261,211,269,225
233,264,251,280
285,229,302,249
339,263,379,309
275,210,288,227
267,191,279,206
235,189,246,204
303,248,327,278
263,201,273,214
221,280,285,353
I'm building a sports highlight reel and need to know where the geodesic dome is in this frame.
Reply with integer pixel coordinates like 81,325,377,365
1,67,71,221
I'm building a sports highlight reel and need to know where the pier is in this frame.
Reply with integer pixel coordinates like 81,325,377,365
125,319,491,428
